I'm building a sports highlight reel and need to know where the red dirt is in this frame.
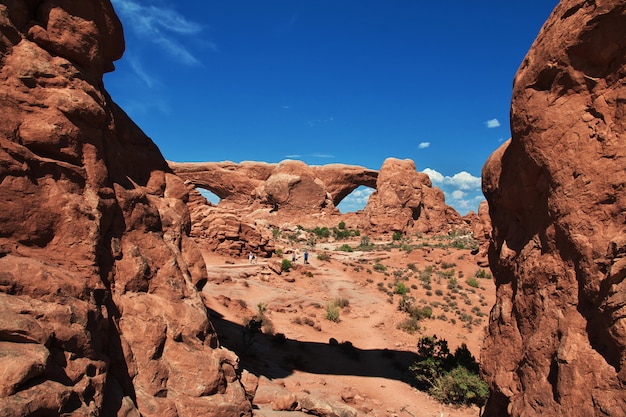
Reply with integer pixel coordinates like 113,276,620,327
201,235,495,417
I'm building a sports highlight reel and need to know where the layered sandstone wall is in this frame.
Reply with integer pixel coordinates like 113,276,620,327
481,0,626,415
0,1,250,416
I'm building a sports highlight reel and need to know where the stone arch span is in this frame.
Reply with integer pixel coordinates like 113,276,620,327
169,160,378,210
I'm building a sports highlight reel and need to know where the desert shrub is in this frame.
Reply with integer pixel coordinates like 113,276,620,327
333,227,350,240
313,227,330,238
474,269,492,279
272,228,281,238
305,271,314,278
399,297,432,320
435,289,443,296
441,261,456,269
466,278,479,288
338,221,346,229
392,231,403,241
332,297,350,308
409,336,488,408
394,282,409,295
373,263,387,272
411,284,418,290
317,252,331,261
281,259,292,272
447,277,458,289
325,302,340,322
275,248,283,257
407,263,417,272
358,236,375,251
439,269,455,278
430,366,489,407
397,317,421,334
337,244,353,252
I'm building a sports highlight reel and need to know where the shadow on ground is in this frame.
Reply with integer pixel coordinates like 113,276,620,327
207,307,419,383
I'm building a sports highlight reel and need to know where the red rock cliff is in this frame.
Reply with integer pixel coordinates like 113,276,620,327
0,1,250,416
482,0,626,415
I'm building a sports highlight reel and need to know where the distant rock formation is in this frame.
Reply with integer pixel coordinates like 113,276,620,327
172,157,464,237
481,0,626,415
170,159,378,214
363,158,465,234
0,2,250,416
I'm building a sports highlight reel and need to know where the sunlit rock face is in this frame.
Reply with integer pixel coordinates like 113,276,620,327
481,0,626,415
172,158,466,238
362,158,465,235
0,1,250,415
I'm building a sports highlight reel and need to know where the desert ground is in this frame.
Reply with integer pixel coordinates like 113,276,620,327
200,232,495,417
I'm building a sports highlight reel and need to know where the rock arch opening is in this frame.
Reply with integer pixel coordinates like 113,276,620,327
198,188,221,205
336,185,375,214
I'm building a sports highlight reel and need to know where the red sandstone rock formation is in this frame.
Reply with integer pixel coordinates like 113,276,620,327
170,159,378,215
481,1,626,415
363,158,464,235
0,2,250,416
172,158,465,237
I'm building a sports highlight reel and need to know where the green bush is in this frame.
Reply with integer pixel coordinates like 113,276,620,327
281,259,292,272
373,263,387,272
409,336,488,408
397,317,421,334
338,221,346,229
325,303,340,322
466,277,479,288
337,244,353,252
317,252,331,261
394,282,409,295
475,269,492,279
392,231,403,241
313,227,330,238
430,366,489,407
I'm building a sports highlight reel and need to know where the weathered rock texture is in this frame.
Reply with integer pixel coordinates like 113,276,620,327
363,158,464,234
0,1,250,416
172,157,464,236
481,1,626,415
170,159,377,214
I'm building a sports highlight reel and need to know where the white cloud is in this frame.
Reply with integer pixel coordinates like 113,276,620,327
312,153,335,159
422,168,483,214
485,118,501,128
128,56,157,88
422,168,444,184
111,0,205,65
418,142,430,149
451,190,466,200
447,171,481,190
337,186,374,213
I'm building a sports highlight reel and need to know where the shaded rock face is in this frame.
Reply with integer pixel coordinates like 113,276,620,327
363,158,464,234
0,1,250,416
481,1,626,415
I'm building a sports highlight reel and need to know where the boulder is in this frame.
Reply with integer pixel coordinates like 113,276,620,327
363,158,464,234
481,0,626,415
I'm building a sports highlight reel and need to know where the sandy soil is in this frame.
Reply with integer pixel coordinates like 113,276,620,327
201,236,494,417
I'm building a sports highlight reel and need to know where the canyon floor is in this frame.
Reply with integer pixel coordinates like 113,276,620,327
201,233,494,417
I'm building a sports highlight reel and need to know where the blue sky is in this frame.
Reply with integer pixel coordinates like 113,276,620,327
104,0,558,215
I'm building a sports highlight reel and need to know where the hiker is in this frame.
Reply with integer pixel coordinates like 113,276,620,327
303,250,309,264
249,252,255,263
292,251,297,262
